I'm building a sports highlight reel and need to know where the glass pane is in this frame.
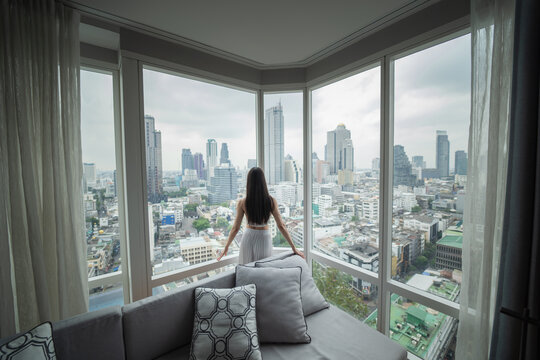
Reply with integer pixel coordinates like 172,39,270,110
311,66,381,274
81,70,124,286
312,260,377,323
143,68,256,276
389,294,458,359
152,263,236,295
89,282,124,311
263,92,304,249
391,34,470,303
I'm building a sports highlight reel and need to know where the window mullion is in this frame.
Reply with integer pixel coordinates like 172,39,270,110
303,87,312,268
377,56,394,335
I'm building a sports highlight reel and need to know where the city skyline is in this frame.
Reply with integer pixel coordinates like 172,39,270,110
81,35,470,171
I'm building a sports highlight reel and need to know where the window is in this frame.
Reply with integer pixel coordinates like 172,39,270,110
307,32,469,357
81,68,125,310
263,92,304,249
311,65,381,278
142,67,257,277
391,34,470,304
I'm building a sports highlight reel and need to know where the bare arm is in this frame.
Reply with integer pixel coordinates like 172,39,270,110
217,200,245,261
271,197,304,258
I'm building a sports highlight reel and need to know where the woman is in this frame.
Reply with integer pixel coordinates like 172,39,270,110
217,167,304,264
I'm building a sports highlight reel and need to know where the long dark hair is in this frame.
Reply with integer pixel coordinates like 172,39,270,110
245,167,273,224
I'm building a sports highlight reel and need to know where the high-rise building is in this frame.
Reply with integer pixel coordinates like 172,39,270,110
342,138,354,172
372,157,380,171
206,139,218,178
247,159,257,169
220,143,230,165
144,115,163,202
284,158,302,183
264,102,284,184
181,148,194,174
455,150,467,175
394,145,416,187
193,152,205,179
316,160,330,183
436,130,450,178
208,165,239,204
83,162,96,189
325,124,353,174
412,156,426,169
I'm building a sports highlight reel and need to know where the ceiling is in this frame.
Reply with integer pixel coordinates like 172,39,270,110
71,0,436,67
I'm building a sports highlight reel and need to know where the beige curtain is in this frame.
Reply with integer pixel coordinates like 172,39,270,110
455,0,515,358
0,0,87,337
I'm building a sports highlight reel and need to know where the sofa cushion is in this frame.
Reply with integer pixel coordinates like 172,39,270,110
53,306,124,360
255,254,329,316
261,306,407,360
190,285,261,360
235,266,310,344
155,305,407,360
0,322,56,360
123,270,236,360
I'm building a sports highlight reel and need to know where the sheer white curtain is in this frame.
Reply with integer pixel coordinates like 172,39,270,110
0,0,87,337
456,0,515,358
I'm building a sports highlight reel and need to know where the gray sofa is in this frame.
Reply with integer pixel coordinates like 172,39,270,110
1,253,407,360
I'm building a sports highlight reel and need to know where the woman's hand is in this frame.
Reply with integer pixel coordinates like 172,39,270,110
217,247,228,261
293,249,305,259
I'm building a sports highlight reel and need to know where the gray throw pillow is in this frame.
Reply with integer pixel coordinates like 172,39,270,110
235,266,310,344
255,254,329,316
189,284,262,360
0,322,56,360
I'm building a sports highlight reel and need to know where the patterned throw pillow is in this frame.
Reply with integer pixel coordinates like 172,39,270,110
0,322,56,360
189,285,261,360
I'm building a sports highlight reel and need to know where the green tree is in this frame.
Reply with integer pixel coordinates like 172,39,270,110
423,243,436,260
411,205,422,213
192,218,210,232
219,202,229,208
184,203,199,216
215,217,229,229
272,233,289,247
412,255,428,270
312,262,369,320
164,187,188,198
351,215,359,222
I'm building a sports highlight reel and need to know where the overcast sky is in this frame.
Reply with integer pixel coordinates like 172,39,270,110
81,34,470,172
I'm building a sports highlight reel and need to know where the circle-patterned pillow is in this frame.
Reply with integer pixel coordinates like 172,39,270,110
189,284,261,360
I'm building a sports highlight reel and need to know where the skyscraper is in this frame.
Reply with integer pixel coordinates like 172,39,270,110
144,115,163,202
325,124,353,174
394,145,416,186
372,157,380,171
436,130,450,178
284,157,302,183
206,139,218,178
220,143,230,165
208,165,239,204
264,102,284,184
342,138,354,172
181,148,194,174
83,162,96,188
412,156,425,169
455,150,468,175
193,152,205,179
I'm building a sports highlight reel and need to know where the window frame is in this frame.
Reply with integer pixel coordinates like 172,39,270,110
80,61,130,306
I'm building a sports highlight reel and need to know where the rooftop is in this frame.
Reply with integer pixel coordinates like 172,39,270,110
437,233,463,249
